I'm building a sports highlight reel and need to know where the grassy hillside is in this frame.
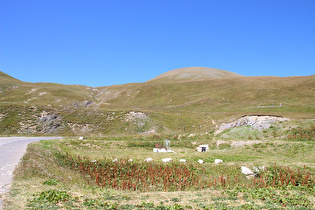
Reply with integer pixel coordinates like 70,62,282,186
2,69,315,209
97,75,315,117
0,71,23,90
0,72,97,105
0,70,314,136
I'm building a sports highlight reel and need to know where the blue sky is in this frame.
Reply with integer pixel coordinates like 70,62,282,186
1,0,314,87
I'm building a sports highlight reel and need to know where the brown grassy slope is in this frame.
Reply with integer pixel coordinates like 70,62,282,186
96,75,315,118
147,67,243,83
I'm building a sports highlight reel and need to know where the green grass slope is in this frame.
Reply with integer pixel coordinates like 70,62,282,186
0,69,314,135
0,71,97,105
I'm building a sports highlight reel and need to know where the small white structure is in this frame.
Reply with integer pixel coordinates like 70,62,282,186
145,158,153,162
198,159,204,164
196,145,209,152
79,136,85,140
112,158,118,162
179,159,186,163
241,166,254,176
215,159,223,164
162,158,172,162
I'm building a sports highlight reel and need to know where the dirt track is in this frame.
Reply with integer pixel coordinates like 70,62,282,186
0,137,61,208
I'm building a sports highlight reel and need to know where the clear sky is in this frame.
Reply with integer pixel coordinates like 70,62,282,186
0,0,314,87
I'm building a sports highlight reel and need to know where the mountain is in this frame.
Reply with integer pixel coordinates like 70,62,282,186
147,67,244,83
0,68,314,136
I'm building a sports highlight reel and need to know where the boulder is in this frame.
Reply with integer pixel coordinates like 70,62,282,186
145,158,153,162
162,158,172,162
215,159,223,164
241,166,254,176
198,159,204,164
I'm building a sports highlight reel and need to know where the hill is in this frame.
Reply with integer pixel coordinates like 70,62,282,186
147,67,243,83
0,71,23,89
0,69,314,136
0,71,96,106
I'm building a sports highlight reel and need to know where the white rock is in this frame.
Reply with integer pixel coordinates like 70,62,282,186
79,136,85,140
128,159,133,162
253,166,266,173
179,159,186,163
153,148,175,153
198,159,204,164
241,166,254,175
112,158,118,162
145,158,153,162
162,158,172,162
215,159,223,164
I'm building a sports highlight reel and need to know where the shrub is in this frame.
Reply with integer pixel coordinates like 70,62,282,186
287,126,315,141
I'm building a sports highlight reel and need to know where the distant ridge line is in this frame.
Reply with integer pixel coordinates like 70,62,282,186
147,67,244,83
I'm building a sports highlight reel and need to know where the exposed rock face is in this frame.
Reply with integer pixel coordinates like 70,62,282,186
73,100,93,108
125,111,156,134
17,111,63,134
38,112,63,134
219,115,289,131
67,123,94,134
125,111,147,122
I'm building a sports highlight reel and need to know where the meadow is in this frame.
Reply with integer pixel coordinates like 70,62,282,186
3,120,315,209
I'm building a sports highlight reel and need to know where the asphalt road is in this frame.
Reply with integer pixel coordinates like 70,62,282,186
0,137,62,208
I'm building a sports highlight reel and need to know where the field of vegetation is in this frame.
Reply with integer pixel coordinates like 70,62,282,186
3,120,315,209
1,71,314,209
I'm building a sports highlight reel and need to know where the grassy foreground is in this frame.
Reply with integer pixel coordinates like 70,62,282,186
5,133,315,209
2,121,315,209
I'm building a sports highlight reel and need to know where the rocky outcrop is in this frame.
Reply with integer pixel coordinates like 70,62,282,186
219,115,289,131
38,112,63,134
73,100,93,108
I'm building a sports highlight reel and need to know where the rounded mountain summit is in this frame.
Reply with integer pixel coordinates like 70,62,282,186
147,67,244,83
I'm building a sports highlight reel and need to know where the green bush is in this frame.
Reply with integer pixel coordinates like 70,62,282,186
30,190,71,204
